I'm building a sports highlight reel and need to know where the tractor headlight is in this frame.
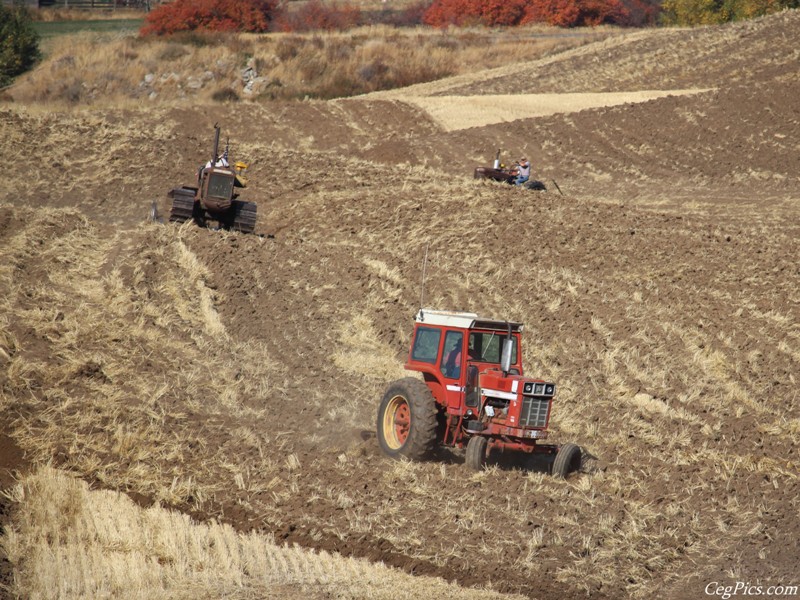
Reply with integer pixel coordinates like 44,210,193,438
523,382,556,397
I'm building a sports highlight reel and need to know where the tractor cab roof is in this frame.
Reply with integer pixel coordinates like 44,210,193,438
415,308,523,333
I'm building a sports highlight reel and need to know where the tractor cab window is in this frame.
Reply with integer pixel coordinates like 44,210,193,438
440,331,464,380
411,327,441,364
468,331,517,365
207,172,234,200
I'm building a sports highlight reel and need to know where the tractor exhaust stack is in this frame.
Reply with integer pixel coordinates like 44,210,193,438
211,123,221,165
501,322,513,376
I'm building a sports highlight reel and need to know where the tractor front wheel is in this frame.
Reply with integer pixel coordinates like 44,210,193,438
377,378,437,461
552,442,582,478
465,435,488,471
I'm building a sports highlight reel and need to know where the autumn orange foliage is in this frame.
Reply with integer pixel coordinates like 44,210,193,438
423,0,630,27
140,0,279,36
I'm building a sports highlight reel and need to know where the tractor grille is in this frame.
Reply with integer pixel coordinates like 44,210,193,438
519,396,550,428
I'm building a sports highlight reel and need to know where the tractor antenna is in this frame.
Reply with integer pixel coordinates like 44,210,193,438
419,242,430,318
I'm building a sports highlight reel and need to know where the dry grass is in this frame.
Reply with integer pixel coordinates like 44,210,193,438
7,26,613,107
0,209,287,507
30,8,145,21
1,466,523,600
402,89,713,131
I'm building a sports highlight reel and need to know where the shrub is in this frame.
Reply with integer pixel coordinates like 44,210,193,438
521,0,629,26
423,0,529,26
423,0,628,27
660,0,725,23
373,1,430,26
211,87,240,102
157,43,190,61
422,0,506,26
619,0,661,25
140,0,280,36
0,2,41,87
274,0,361,32
660,0,797,24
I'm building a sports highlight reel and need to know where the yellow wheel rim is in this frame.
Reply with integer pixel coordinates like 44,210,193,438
383,395,410,450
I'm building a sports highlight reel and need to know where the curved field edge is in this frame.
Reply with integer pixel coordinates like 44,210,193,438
398,89,713,131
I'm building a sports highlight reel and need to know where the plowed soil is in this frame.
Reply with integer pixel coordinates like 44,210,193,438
1,11,799,600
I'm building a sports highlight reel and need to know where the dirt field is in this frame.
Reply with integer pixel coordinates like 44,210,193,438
1,10,799,600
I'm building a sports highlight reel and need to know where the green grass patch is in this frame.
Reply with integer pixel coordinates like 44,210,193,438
33,18,142,39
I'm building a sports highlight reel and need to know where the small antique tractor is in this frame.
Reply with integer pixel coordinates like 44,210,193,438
167,125,257,233
377,309,581,475
474,149,547,191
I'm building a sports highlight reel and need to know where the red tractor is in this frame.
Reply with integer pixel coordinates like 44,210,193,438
377,309,581,476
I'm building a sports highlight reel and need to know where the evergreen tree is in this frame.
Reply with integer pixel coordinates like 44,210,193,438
0,1,41,87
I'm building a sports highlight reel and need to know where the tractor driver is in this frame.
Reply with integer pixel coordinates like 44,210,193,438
444,333,485,379
513,157,531,186
442,331,464,379
205,155,229,169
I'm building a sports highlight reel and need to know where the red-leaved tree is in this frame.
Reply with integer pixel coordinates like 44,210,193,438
424,0,629,27
474,0,530,24
422,0,476,26
521,0,628,25
423,0,528,26
140,0,280,36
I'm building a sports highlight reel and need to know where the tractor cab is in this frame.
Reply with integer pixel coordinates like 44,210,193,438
406,309,524,407
377,308,581,474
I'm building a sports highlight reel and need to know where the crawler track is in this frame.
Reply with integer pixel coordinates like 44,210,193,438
228,200,257,234
168,189,256,233
168,188,197,224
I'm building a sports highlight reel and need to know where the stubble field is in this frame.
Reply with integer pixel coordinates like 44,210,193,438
1,10,798,600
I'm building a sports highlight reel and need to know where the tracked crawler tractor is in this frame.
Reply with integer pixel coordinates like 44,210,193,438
168,125,257,233
377,309,581,475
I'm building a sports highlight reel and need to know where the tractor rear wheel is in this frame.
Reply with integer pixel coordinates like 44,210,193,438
465,435,488,471
377,377,437,461
552,442,581,478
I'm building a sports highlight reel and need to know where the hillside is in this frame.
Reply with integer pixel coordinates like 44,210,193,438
1,11,799,600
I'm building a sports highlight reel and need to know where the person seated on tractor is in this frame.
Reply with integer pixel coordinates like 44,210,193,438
197,154,231,184
444,344,461,379
205,155,230,169
513,157,531,186
444,339,482,379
